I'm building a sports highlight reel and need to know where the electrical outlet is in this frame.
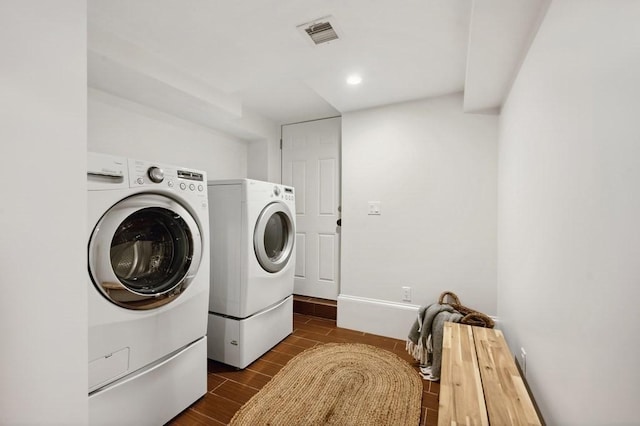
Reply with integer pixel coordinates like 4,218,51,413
368,201,381,215
520,347,527,376
401,286,412,302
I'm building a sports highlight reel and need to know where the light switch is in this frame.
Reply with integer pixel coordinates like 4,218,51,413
368,201,381,215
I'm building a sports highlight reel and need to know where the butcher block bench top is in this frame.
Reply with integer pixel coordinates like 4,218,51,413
438,322,542,426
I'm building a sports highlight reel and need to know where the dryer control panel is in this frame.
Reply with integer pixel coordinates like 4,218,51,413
283,186,294,201
273,185,295,202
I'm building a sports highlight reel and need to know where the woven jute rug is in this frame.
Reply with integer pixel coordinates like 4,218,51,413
230,343,422,425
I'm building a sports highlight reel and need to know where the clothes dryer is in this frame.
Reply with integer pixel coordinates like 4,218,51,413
207,179,296,368
87,152,209,425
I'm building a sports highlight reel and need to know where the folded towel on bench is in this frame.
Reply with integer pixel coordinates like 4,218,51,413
406,303,462,380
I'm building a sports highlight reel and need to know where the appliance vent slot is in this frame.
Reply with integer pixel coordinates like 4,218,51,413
305,22,339,44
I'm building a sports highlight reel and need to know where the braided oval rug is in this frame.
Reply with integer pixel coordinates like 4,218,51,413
230,343,422,425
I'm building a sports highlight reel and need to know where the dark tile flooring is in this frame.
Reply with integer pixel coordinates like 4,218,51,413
292,295,337,320
168,313,439,425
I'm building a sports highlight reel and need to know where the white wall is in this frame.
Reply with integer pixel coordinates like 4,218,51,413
89,88,248,179
246,135,280,183
0,1,88,424
247,140,269,181
498,1,640,424
267,135,282,184
340,94,498,336
234,109,282,183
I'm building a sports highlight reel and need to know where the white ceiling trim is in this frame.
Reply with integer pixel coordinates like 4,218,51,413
88,27,281,140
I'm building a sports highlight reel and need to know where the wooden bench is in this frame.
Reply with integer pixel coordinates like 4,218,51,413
438,322,542,426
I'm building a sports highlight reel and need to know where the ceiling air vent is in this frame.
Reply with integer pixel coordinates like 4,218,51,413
297,16,341,46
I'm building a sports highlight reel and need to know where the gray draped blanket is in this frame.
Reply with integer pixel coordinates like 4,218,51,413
406,303,462,379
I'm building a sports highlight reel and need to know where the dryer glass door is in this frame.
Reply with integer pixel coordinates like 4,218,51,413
89,193,202,310
254,202,295,273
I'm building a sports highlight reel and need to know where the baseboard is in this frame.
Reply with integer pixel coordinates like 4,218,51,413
337,295,419,340
337,294,500,341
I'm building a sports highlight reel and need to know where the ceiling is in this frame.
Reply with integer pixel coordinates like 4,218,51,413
88,0,549,136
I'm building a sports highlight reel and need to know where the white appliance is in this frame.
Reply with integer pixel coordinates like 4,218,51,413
207,179,296,368
87,152,210,425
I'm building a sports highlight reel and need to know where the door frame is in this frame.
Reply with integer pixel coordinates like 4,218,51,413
280,116,342,300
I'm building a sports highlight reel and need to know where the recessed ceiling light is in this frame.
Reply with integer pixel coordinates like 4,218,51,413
346,74,362,85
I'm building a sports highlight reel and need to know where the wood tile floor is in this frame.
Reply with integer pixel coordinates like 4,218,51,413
167,313,439,425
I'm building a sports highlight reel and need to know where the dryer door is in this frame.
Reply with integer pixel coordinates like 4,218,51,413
253,201,295,273
88,193,202,310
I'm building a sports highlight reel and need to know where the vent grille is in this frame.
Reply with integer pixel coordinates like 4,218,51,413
305,22,339,45
297,16,341,46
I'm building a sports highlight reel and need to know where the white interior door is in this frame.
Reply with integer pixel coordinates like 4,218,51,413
282,117,341,300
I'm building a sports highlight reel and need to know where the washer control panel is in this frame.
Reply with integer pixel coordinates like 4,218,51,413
128,159,206,195
147,166,164,183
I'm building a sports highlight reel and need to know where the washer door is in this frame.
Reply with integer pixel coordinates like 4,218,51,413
89,193,202,310
253,201,295,273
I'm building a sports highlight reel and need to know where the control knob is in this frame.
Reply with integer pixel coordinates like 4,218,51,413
147,166,164,183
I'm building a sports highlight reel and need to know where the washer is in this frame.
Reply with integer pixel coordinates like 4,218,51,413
207,179,296,368
87,152,209,425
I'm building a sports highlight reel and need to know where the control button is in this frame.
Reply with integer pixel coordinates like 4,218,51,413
136,177,144,185
147,166,164,183
274,186,281,196
189,183,195,191
167,180,174,188
198,184,203,192
180,183,187,190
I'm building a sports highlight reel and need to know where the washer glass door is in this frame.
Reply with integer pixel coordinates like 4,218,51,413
253,202,295,273
89,193,202,310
